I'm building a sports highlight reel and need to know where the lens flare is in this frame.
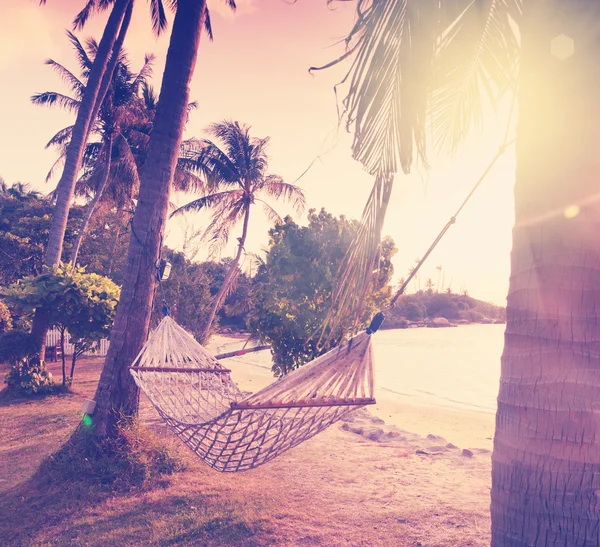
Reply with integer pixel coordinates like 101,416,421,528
82,414,93,428
564,205,580,219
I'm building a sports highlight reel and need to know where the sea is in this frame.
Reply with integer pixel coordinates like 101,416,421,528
373,324,505,414
226,324,506,415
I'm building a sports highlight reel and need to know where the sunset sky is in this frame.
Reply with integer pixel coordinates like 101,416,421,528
0,0,516,305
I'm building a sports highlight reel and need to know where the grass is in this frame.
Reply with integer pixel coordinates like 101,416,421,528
0,356,492,547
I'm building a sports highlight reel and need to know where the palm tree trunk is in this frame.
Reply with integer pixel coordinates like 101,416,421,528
491,2,600,545
88,1,133,140
31,0,132,360
91,0,208,439
107,210,124,276
201,206,250,343
70,136,113,264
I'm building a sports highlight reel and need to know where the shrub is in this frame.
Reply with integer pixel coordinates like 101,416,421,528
5,359,55,396
0,331,56,396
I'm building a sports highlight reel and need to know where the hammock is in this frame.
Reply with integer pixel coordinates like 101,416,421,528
130,316,375,472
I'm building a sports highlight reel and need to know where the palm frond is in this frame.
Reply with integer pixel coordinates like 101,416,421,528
130,54,155,94
72,0,98,30
255,177,306,213
45,152,67,184
31,92,81,114
430,0,520,153
181,138,240,187
204,200,246,255
257,199,284,225
170,189,243,217
45,125,74,149
204,7,214,41
66,30,93,72
44,59,85,98
149,0,169,35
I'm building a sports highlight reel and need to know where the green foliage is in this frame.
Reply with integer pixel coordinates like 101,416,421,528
0,299,11,332
0,183,83,286
152,249,220,341
387,290,505,327
248,209,396,376
1,265,120,382
0,331,56,395
0,330,36,364
4,359,55,396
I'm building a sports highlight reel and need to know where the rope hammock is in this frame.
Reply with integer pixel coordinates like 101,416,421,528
130,316,376,472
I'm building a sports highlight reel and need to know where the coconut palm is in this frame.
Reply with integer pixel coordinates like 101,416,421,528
171,121,306,342
92,0,237,439
321,0,600,543
31,0,219,357
34,36,204,264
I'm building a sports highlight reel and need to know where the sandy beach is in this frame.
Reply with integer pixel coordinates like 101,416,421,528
0,333,495,546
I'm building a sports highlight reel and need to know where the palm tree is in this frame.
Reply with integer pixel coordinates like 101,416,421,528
33,35,154,264
35,37,204,265
172,121,305,342
318,0,600,543
92,0,236,440
31,0,212,356
435,265,443,293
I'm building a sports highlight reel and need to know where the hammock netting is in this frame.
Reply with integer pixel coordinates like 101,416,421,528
130,317,375,472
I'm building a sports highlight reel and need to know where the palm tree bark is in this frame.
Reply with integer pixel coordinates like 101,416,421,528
92,0,207,439
491,1,600,544
31,0,132,359
70,136,114,264
201,205,250,342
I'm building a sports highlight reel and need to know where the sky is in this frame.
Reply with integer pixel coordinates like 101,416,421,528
0,0,517,305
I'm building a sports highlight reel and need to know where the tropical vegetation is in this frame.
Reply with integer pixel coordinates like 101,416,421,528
172,120,305,342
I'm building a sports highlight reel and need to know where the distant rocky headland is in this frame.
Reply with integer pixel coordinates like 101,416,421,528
382,290,506,330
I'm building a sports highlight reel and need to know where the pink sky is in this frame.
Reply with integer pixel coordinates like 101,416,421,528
0,1,516,304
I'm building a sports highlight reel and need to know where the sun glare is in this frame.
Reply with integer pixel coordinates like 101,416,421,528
564,205,580,219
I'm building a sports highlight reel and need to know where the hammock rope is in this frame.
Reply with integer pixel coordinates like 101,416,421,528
130,316,376,472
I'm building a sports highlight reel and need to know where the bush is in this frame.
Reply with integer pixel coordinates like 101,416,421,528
0,331,56,396
5,359,55,396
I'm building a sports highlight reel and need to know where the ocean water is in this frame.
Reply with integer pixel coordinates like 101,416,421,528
225,324,506,415
373,324,505,414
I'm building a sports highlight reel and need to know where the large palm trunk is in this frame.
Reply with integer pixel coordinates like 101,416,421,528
70,137,113,265
92,0,207,439
201,206,250,343
491,2,600,545
31,0,132,358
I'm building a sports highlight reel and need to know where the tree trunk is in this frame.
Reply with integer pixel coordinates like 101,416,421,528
70,136,114,264
92,0,207,439
31,0,132,359
201,206,250,343
491,2,600,545
60,328,66,386
107,211,124,276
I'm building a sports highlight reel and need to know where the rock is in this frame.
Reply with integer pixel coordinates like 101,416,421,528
461,449,474,458
428,445,447,453
427,317,457,328
386,431,403,440
446,443,458,449
427,434,446,442
416,449,430,455
366,428,386,442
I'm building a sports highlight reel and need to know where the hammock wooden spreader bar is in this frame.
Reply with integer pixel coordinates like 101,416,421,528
230,397,376,410
130,316,376,472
